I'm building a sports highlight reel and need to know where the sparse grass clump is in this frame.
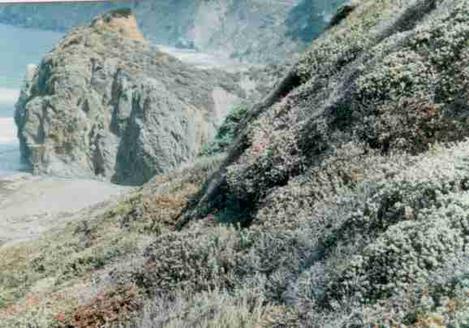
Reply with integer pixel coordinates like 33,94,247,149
64,285,141,328
133,288,274,328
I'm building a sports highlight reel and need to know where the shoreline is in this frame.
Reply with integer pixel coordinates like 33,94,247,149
0,117,17,143
0,117,24,175
0,87,19,105
0,173,133,246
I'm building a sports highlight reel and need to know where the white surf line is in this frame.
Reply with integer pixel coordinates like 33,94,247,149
0,88,19,105
156,45,251,71
0,118,17,144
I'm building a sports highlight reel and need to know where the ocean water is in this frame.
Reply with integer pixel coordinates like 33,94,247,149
0,23,62,175
0,117,22,175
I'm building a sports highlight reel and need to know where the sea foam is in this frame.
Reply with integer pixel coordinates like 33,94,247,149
0,88,19,105
0,118,17,144
0,118,22,175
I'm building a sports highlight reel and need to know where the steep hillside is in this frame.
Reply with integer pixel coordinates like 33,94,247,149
169,0,469,325
15,9,244,185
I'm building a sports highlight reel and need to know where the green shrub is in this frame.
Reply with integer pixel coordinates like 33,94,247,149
201,104,249,156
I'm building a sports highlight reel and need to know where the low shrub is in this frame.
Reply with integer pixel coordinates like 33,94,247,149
64,285,141,328
200,104,249,156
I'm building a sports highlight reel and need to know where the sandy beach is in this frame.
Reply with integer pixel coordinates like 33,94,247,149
0,173,132,246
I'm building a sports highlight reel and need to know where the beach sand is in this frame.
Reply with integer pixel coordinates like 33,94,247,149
0,173,132,246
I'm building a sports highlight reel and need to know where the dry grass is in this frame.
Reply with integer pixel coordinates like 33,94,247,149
64,285,141,328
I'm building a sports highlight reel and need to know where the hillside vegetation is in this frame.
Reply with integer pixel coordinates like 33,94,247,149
3,0,469,327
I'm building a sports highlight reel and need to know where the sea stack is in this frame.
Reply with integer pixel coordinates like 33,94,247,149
15,9,243,185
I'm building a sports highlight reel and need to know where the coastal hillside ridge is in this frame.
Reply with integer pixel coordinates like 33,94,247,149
2,0,469,327
0,0,345,64
15,9,251,186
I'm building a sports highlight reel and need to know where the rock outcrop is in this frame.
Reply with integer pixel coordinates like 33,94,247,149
15,10,243,185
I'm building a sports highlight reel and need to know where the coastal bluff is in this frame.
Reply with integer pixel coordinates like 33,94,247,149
15,9,245,185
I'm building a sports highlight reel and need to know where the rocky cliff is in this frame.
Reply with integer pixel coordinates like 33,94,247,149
15,9,244,185
0,0,345,63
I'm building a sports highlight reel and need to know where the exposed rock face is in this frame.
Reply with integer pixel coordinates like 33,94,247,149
15,10,243,185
